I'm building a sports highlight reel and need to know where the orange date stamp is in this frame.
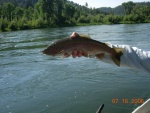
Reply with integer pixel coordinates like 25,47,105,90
112,98,144,104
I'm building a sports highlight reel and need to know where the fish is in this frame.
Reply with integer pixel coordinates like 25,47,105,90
43,35,123,66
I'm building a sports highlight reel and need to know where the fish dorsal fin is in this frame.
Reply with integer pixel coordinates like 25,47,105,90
79,34,91,39
114,48,124,53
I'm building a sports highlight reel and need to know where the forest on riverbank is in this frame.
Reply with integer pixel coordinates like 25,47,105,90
0,0,150,32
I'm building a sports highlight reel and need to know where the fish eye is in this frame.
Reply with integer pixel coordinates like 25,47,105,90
51,42,55,44
51,42,57,46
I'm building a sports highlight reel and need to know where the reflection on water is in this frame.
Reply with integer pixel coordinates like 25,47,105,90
0,24,150,113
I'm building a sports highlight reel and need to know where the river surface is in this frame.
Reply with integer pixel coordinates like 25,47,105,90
0,24,150,113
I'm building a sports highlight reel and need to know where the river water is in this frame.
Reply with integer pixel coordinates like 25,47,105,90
0,24,150,113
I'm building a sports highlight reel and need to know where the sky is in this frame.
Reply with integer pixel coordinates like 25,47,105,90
69,0,150,8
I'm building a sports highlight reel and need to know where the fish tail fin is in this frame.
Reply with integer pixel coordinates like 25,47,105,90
111,48,124,66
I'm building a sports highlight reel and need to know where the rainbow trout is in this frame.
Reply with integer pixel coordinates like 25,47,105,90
43,35,123,66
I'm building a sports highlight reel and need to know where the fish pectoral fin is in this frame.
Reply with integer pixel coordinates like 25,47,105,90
111,51,123,67
82,52,89,57
95,53,105,59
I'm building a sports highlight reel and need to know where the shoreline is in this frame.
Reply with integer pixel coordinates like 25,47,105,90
0,21,150,33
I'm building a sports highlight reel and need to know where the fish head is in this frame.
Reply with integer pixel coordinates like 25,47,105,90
43,42,63,56
43,38,71,56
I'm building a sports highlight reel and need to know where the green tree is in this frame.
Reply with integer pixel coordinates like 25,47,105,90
0,18,9,31
95,14,105,23
122,1,135,15
54,0,65,24
14,7,23,20
34,1,43,20
2,3,15,21
91,8,100,15
131,5,150,22
77,15,90,23
64,3,75,19
40,0,55,24
0,5,2,18
85,2,88,8
73,7,80,21
8,19,18,30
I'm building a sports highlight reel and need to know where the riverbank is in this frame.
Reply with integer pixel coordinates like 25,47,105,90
1,1,150,33
1,21,150,33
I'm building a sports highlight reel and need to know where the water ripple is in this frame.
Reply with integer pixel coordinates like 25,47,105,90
0,24,150,113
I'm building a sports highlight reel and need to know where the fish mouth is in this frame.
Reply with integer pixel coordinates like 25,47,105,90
42,48,56,56
42,49,49,55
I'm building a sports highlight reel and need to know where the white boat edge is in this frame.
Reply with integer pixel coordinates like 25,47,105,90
132,98,150,113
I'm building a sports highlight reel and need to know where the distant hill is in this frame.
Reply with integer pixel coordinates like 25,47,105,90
98,5,125,15
137,2,150,6
98,2,150,15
